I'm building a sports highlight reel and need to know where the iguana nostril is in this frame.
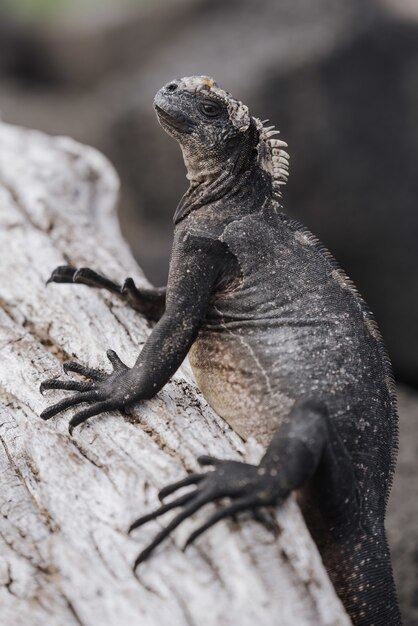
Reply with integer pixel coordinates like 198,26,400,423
166,83,178,93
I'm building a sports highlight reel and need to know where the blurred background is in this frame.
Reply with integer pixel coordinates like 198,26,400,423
0,0,417,622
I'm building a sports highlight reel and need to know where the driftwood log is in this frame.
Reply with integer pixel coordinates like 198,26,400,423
0,122,351,626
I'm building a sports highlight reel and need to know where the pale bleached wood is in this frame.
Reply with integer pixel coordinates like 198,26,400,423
0,121,351,626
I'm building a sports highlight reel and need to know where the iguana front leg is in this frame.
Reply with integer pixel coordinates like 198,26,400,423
47,265,166,321
40,236,227,432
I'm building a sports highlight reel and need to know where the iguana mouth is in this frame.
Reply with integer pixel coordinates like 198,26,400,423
154,104,192,133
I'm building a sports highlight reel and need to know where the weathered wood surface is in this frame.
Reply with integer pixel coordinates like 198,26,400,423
0,122,351,626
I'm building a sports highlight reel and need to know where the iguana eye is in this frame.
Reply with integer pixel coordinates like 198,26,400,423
199,100,223,118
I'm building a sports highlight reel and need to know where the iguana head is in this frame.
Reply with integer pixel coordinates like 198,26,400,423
154,76,289,200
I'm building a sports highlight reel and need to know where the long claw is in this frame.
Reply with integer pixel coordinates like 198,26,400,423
46,265,76,285
129,492,195,533
253,508,280,535
133,491,214,569
63,361,106,381
68,400,115,435
158,474,203,501
106,349,127,372
121,277,140,296
184,494,261,549
40,390,98,420
40,379,93,394
73,268,121,294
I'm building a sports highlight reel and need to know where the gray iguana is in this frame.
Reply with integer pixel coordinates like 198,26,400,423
40,75,401,625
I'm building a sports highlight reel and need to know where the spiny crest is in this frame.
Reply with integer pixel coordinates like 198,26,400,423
180,76,290,196
254,118,290,199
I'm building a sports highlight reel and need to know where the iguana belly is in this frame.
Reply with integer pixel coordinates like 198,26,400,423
188,327,294,446
188,313,367,447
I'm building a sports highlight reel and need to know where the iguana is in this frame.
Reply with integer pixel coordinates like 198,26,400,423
40,76,401,625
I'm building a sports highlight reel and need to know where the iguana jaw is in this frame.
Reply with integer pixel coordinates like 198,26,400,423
153,102,194,136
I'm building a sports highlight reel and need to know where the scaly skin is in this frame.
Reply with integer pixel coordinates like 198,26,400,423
41,76,401,625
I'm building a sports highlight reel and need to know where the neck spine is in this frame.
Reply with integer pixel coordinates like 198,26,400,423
254,118,290,199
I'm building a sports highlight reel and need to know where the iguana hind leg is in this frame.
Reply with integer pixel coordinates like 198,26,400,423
128,399,356,563
128,399,400,623
275,401,401,626
46,265,166,321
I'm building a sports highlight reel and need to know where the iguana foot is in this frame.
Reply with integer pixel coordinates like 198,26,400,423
46,265,165,321
47,266,122,293
40,350,138,434
129,455,285,570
